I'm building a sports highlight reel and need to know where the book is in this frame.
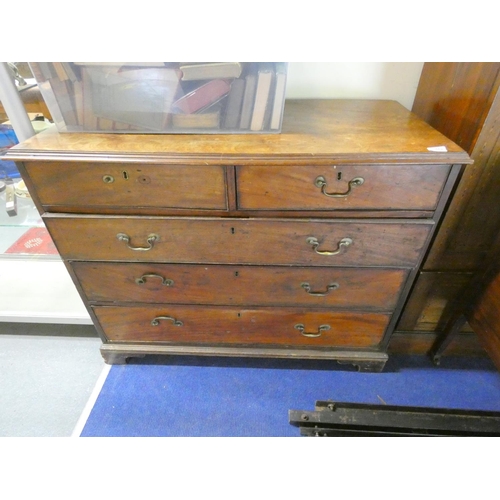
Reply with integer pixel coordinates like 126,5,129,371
179,62,242,81
51,62,70,81
61,62,80,83
80,67,100,130
223,78,245,129
270,63,287,130
173,79,231,114
250,63,274,131
239,65,258,129
172,103,222,129
35,62,59,81
73,80,84,127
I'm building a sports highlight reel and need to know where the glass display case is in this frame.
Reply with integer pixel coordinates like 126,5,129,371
0,66,90,323
1,118,58,260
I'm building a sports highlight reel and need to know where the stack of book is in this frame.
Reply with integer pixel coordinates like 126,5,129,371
28,62,288,134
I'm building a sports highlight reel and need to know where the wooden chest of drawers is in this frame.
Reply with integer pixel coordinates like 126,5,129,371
7,99,471,371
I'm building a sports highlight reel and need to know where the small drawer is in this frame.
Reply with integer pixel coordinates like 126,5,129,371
46,216,433,267
74,262,408,311
23,161,227,211
236,164,451,211
94,305,390,348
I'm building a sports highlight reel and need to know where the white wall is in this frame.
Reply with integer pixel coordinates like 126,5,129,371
285,62,424,110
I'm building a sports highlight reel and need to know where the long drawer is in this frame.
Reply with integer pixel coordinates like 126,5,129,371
236,164,451,211
23,162,227,211
73,262,408,310
46,216,432,267
94,305,390,347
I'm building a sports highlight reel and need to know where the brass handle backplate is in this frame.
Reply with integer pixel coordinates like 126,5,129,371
315,175,364,198
301,282,340,296
117,233,159,251
151,316,183,327
135,274,174,286
294,324,331,338
306,237,352,256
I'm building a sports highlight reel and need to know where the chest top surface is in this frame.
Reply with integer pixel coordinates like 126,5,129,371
6,99,471,165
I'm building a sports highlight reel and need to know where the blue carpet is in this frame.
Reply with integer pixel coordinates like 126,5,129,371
80,355,500,437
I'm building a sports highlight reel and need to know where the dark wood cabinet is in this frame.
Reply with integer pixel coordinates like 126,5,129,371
394,63,500,357
6,99,470,370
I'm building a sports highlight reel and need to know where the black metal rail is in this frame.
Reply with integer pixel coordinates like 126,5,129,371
289,400,500,436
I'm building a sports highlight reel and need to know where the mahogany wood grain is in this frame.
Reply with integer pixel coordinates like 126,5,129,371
6,100,469,164
388,332,485,356
5,99,471,365
72,262,408,310
236,164,451,211
23,161,227,211
468,273,500,370
396,271,474,332
93,305,389,347
45,216,432,267
413,63,500,271
412,63,500,154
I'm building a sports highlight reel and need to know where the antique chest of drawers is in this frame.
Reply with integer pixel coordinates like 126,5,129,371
7,99,471,371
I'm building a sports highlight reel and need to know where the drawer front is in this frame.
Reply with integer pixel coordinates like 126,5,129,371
94,305,389,347
236,164,450,211
73,262,408,310
24,161,227,210
47,217,432,267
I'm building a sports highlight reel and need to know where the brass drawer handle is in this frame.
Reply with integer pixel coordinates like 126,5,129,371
315,175,364,198
294,323,331,338
117,233,159,251
306,236,352,256
151,316,183,327
301,282,339,296
135,274,174,286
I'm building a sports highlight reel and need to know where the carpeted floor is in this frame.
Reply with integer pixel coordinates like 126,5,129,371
80,354,500,437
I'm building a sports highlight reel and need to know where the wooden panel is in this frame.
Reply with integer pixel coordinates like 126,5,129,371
412,62,500,154
469,273,500,370
413,63,500,271
237,164,450,211
94,305,389,347
23,162,227,211
45,216,433,267
73,262,408,310
388,332,486,356
397,271,474,332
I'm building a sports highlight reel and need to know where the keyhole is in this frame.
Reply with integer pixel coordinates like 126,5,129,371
231,227,235,234
337,172,342,181
122,171,129,180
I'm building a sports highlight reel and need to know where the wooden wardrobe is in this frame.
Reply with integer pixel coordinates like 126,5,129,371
391,62,500,358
